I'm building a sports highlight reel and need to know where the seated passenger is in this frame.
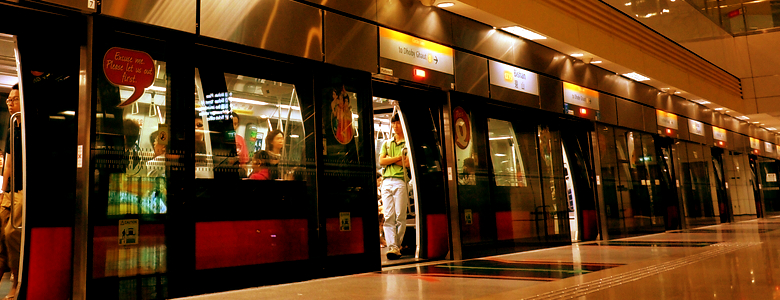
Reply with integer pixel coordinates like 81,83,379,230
459,157,476,185
232,112,249,165
248,150,271,180
146,130,166,178
265,129,284,167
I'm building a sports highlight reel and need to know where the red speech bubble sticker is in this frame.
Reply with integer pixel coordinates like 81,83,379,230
103,47,156,107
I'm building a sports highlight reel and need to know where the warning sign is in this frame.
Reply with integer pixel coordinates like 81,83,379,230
119,219,139,245
339,212,351,231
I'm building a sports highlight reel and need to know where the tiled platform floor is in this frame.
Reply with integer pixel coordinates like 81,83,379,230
177,218,780,299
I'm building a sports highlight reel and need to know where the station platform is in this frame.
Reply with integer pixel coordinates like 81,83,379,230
176,218,780,300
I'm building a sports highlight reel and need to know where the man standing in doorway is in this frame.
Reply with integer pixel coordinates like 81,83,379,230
379,114,410,260
2,83,22,298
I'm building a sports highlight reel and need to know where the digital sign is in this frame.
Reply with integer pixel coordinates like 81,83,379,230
204,92,233,122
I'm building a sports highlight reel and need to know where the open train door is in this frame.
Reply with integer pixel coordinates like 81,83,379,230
0,4,82,300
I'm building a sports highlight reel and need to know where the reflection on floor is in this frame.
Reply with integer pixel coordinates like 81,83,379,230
671,228,774,233
0,273,9,297
176,217,780,300
382,259,622,281
584,241,719,247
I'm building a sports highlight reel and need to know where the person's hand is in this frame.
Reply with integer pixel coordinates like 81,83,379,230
395,155,409,167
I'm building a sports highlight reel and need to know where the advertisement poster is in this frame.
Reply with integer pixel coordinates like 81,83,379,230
321,74,364,166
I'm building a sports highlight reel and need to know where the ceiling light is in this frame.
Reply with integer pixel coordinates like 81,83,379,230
571,53,584,57
674,91,681,94
622,72,650,81
693,100,710,105
714,108,724,111
752,121,760,124
146,86,167,92
591,60,602,64
737,116,749,120
501,26,547,40
436,2,454,8
767,127,777,131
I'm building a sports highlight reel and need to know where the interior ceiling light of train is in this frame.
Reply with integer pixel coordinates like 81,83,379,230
0,34,17,92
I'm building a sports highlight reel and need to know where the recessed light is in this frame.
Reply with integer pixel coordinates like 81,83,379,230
768,127,777,131
674,91,681,94
693,100,711,105
752,121,760,124
622,72,650,81
714,108,724,111
571,53,584,57
436,2,455,8
591,60,602,64
501,26,547,40
737,116,749,120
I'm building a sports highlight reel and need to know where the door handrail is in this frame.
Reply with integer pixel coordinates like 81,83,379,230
9,112,22,230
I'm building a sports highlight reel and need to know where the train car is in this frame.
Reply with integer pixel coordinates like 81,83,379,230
0,0,775,299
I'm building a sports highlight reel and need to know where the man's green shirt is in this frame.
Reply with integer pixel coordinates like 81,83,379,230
380,138,406,178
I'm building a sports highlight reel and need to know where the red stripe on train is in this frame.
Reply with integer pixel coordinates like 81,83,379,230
195,219,308,270
426,214,448,258
28,227,72,300
326,217,364,256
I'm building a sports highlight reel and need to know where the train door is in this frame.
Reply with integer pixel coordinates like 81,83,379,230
0,8,81,300
372,81,449,266
654,137,681,230
748,155,764,218
726,151,758,220
561,127,598,242
711,147,732,223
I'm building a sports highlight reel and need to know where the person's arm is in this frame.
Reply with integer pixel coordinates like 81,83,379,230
379,153,402,166
2,152,10,193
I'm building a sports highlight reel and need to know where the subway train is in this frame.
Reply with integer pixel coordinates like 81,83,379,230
0,1,776,299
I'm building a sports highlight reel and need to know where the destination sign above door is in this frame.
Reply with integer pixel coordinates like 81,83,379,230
656,110,678,130
689,119,704,136
379,27,454,75
750,137,760,150
563,82,599,110
713,127,727,141
488,60,539,95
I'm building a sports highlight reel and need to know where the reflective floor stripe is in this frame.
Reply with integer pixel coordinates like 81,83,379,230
520,242,761,300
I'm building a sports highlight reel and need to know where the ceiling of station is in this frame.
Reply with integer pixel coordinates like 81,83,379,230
433,0,777,134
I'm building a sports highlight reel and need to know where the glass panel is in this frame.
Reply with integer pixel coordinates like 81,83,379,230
760,158,780,215
538,125,569,241
488,120,528,187
641,135,672,230
726,152,757,218
194,71,305,180
191,68,314,271
681,143,717,225
320,76,372,258
615,130,663,235
93,56,169,283
454,106,491,246
597,125,624,237
487,118,544,245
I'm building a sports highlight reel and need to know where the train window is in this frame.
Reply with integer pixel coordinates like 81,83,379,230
194,70,305,180
96,61,169,216
487,119,528,187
